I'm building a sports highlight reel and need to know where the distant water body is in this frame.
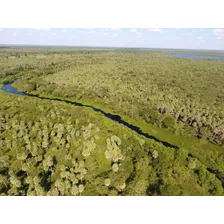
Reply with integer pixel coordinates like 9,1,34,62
168,53,224,61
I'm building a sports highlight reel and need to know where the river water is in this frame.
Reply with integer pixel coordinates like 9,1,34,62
0,80,179,149
168,53,224,61
1,81,25,96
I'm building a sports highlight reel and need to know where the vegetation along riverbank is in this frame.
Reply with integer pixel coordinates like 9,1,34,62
0,47,223,195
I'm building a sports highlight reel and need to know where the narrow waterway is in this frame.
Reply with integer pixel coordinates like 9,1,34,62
1,80,179,149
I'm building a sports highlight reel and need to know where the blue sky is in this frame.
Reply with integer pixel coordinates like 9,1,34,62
0,28,223,50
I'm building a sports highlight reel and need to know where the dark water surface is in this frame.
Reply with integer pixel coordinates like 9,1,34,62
0,80,179,149
168,53,224,60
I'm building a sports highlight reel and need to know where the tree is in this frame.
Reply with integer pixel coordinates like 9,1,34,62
112,163,119,172
152,150,159,159
104,178,111,187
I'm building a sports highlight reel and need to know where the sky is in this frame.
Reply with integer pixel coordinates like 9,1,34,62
0,28,224,50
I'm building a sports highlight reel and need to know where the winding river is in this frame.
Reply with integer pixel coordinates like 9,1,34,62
0,80,179,149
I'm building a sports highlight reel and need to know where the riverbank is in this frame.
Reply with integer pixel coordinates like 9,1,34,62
10,80,224,173
1,89,223,196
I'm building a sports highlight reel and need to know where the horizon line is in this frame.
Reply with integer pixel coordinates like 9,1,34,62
0,44,224,52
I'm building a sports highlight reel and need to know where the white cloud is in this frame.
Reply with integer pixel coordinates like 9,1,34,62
148,28,166,33
130,29,137,32
86,28,94,33
110,28,120,31
197,36,206,44
33,28,51,31
212,29,224,40
212,29,224,33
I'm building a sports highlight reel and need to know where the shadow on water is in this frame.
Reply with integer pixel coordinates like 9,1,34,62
0,80,179,150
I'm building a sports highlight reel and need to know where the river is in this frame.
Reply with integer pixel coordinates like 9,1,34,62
0,80,179,149
168,53,224,60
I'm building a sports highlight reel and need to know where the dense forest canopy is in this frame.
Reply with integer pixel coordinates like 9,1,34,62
0,47,224,196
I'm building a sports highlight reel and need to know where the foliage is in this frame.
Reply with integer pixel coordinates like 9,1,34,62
0,47,223,196
12,50,223,145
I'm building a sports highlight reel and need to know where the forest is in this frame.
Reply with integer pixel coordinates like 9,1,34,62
0,47,224,196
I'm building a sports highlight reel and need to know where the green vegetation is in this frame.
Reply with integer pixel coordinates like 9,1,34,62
14,50,224,145
0,47,224,196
